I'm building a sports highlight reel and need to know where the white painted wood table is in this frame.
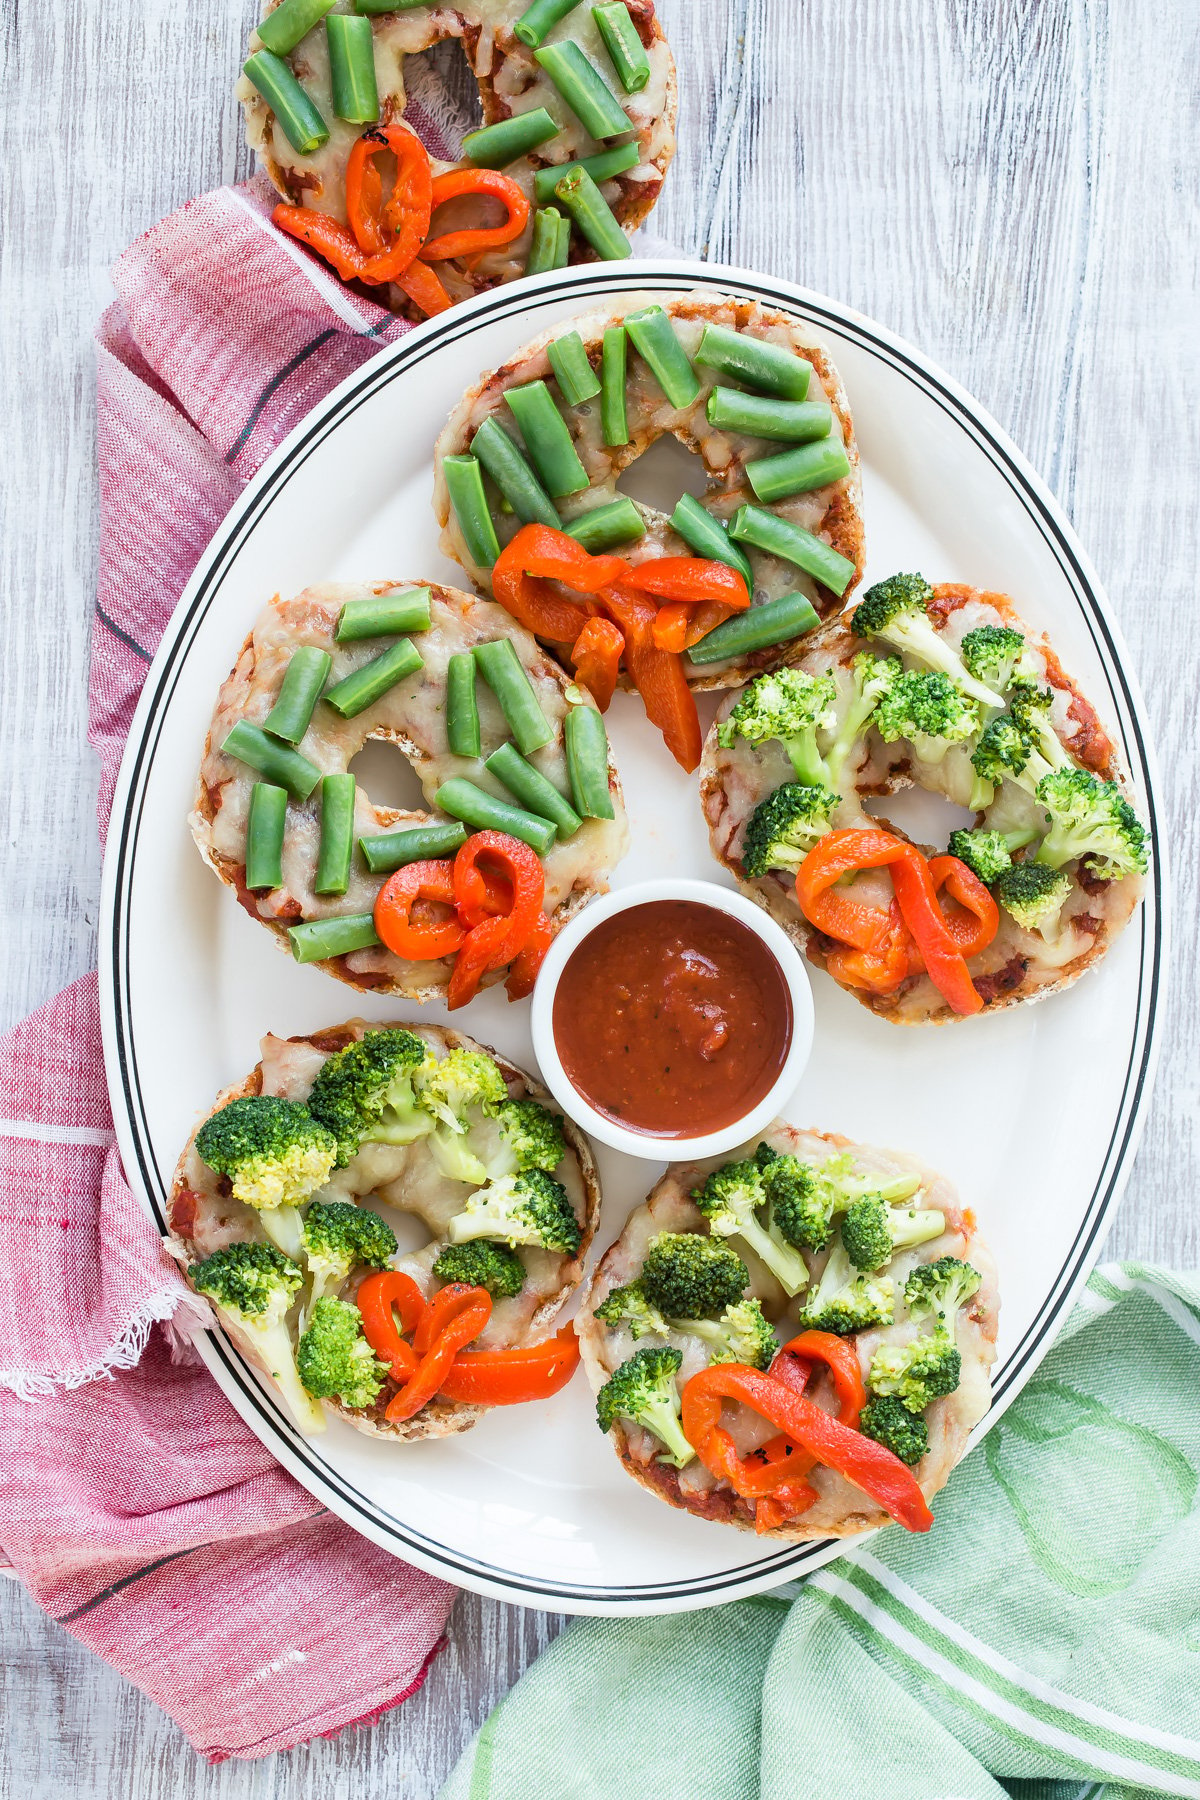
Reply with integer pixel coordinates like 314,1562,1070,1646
2,0,1197,1791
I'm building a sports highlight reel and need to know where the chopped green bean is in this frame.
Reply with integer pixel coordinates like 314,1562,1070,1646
354,0,429,10
243,51,329,155
554,167,631,261
694,323,811,400
315,773,356,896
288,914,381,963
600,325,630,445
564,706,614,819
262,645,332,744
746,438,851,505
624,305,701,408
525,207,569,276
473,638,555,754
323,639,423,718
513,0,584,48
533,141,640,204
326,13,378,121
669,494,754,587
486,741,582,838
443,455,502,569
534,41,630,139
336,588,432,642
470,416,560,529
245,783,287,891
360,821,468,875
464,107,559,169
563,497,645,551
686,591,821,665
257,0,336,57
592,2,650,91
222,720,321,800
547,331,602,405
435,779,557,856
727,503,857,595
705,388,830,441
504,381,588,498
446,652,481,759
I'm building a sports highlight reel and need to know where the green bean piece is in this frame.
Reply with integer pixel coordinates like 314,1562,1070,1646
464,107,559,169
526,207,566,277
746,438,852,505
564,706,614,819
354,0,429,10
504,381,588,498
262,645,332,745
694,323,812,400
727,503,857,595
547,331,602,405
533,141,640,204
563,497,645,551
552,209,572,267
336,588,432,642
473,638,555,754
443,455,502,569
600,325,630,445
242,51,329,155
669,494,754,588
446,651,482,759
323,638,423,718
485,742,582,839
513,0,584,48
686,591,821,666
245,783,287,891
534,42,630,140
470,417,560,529
592,1,650,91
222,720,322,800
624,305,701,408
315,773,357,896
435,779,557,856
554,167,631,261
705,388,830,442
288,914,381,963
326,13,378,122
257,0,336,57
360,820,468,875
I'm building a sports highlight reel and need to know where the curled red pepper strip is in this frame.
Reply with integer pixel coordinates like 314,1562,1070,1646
437,1327,579,1405
344,125,433,277
751,1330,867,1528
387,1284,492,1421
394,257,452,317
890,852,984,1017
447,915,513,1011
650,601,690,654
624,557,750,611
453,831,544,956
420,168,531,262
273,206,375,284
795,829,912,954
570,615,624,712
927,855,1000,958
356,1270,427,1383
505,912,554,1001
374,858,465,961
493,525,629,644
601,584,703,773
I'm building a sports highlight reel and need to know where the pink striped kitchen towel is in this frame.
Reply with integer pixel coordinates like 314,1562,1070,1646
0,152,466,1761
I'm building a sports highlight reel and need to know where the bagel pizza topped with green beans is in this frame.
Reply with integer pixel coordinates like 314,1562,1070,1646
239,0,676,317
191,578,629,1005
701,572,1151,1023
169,1020,599,1440
576,1122,997,1538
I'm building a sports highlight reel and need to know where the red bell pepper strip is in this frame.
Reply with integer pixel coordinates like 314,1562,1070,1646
776,1331,866,1428
795,829,913,953
600,584,703,772
374,858,465,961
437,1327,580,1405
750,1330,867,1527
889,851,984,1016
420,168,531,262
344,125,433,276
387,1284,492,1421
927,855,1000,958
272,205,374,283
447,915,511,1011
570,616,624,712
356,1269,426,1382
394,257,452,317
452,832,544,959
493,525,629,644
683,599,739,649
650,602,690,654
505,912,554,1000
624,557,750,611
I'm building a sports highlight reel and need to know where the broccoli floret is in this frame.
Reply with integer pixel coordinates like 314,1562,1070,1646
1034,768,1149,881
595,1346,695,1467
639,1232,750,1318
859,1394,930,1465
993,861,1073,937
841,1196,947,1271
296,1297,388,1410
740,782,838,878
416,1049,510,1186
691,1160,811,1296
194,1096,336,1258
970,712,1055,798
717,666,837,787
595,1281,672,1338
594,1279,776,1371
851,574,1002,707
826,653,901,784
191,1241,324,1434
874,669,980,766
302,1200,398,1316
947,828,1014,885
306,1028,433,1165
432,1239,525,1299
759,1153,822,1249
799,1237,894,1336
867,1332,961,1413
446,1169,581,1255
495,1099,567,1171
903,1255,982,1327
960,624,1038,693
1008,685,1072,774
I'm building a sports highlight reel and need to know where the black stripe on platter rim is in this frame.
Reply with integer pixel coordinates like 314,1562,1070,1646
104,266,1165,1605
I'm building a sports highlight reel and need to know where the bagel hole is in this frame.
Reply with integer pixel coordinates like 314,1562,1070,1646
862,788,976,846
377,1208,433,1259
348,739,429,817
401,39,484,161
616,435,710,514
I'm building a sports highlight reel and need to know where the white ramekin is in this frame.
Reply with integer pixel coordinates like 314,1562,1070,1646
529,878,814,1161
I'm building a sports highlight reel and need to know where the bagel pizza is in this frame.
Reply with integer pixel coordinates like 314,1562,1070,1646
239,0,676,316
191,578,629,1004
170,1020,599,1440
701,572,1151,1023
576,1122,997,1538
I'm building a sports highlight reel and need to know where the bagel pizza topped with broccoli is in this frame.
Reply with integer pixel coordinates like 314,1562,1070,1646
576,1122,997,1539
701,571,1150,1023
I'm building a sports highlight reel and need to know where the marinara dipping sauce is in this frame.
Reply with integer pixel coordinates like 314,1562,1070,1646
550,900,794,1138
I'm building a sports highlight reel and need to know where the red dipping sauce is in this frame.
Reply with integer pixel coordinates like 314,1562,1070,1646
551,900,794,1138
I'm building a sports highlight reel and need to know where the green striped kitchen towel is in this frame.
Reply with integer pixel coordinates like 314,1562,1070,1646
440,1264,1200,1800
